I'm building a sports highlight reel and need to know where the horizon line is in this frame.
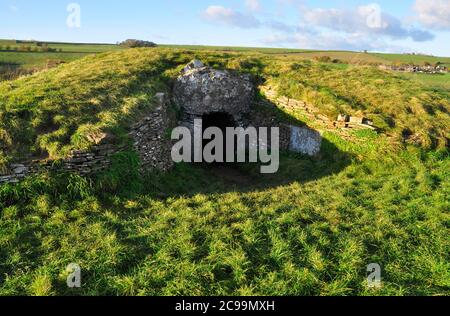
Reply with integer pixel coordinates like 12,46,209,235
1,38,448,58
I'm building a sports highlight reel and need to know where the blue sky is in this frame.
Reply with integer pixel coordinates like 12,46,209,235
1,0,449,56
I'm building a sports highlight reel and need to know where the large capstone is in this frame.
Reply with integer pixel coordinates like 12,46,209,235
173,60,254,126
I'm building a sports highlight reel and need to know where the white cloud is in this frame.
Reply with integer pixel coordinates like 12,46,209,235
202,5,310,34
245,0,261,12
414,0,450,30
262,31,405,53
202,5,261,28
262,34,297,46
265,20,298,33
303,4,434,42
201,2,436,52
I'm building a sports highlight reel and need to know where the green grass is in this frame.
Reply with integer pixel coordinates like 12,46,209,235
0,133,448,296
0,40,121,53
159,44,313,54
2,39,449,84
0,51,89,69
400,72,450,91
0,40,123,81
0,49,181,164
270,60,450,149
372,53,450,66
0,46,449,296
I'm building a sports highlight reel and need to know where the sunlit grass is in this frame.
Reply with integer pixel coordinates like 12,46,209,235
0,47,449,296
0,135,448,296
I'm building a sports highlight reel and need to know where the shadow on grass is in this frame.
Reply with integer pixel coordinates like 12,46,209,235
0,62,31,81
136,94,353,198
83,95,354,288
0,68,353,295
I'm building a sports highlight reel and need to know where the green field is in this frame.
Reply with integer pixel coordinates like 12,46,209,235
0,40,123,80
401,72,450,91
159,44,313,53
0,47,449,296
0,39,121,53
372,53,450,66
0,141,448,296
40,43,123,53
0,51,90,81
0,51,89,69
2,40,449,93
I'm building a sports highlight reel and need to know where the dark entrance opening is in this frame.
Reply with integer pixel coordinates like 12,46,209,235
202,112,236,164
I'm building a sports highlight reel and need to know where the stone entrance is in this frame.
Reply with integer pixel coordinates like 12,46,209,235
202,112,236,133
173,59,254,131
172,60,256,164
201,112,236,163
0,60,324,185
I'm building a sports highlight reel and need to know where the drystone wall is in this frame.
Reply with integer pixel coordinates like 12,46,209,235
30,144,118,176
129,92,175,172
250,101,322,156
0,59,325,186
0,144,120,185
0,93,175,185
0,164,28,184
257,87,323,156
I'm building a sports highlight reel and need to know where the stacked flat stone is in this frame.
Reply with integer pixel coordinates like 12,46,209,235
1,92,175,185
0,164,28,184
129,92,175,172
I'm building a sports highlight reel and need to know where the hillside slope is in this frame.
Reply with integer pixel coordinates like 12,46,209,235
0,49,176,166
1,48,449,170
0,48,449,296
269,60,450,148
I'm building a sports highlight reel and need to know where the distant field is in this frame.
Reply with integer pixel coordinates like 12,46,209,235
401,72,450,91
277,51,387,64
372,53,450,66
0,48,449,296
160,45,450,66
42,43,122,53
1,40,450,89
159,44,312,54
0,40,17,46
161,45,386,64
0,39,121,53
2,39,450,64
0,40,124,80
0,51,89,69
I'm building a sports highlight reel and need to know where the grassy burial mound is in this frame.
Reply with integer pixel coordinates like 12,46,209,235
0,49,177,166
0,47,449,295
1,48,449,168
269,61,450,148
